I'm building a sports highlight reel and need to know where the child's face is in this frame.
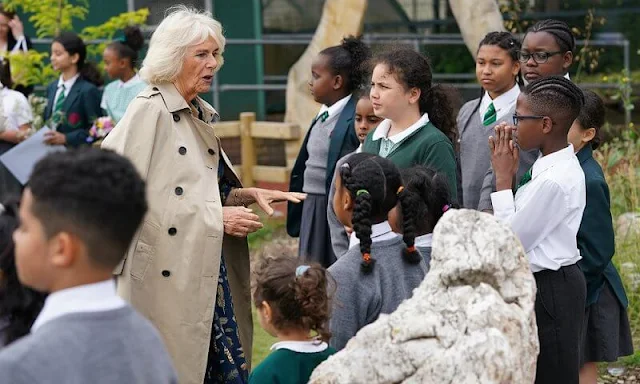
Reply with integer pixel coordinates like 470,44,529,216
475,44,520,97
309,54,338,106
12,189,52,292
50,42,78,72
387,204,402,234
332,174,353,228
567,120,595,153
103,47,126,80
521,32,572,83
370,63,419,121
514,94,549,151
256,301,278,338
355,97,382,143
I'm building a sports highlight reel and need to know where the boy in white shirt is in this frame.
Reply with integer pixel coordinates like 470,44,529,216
489,76,586,384
0,148,177,383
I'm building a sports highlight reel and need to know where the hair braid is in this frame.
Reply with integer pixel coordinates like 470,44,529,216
397,189,420,264
526,19,576,53
524,76,585,132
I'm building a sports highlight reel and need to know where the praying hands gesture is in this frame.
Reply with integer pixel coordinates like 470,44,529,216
489,122,519,192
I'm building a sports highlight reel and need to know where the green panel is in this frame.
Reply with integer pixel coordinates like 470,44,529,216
213,0,265,120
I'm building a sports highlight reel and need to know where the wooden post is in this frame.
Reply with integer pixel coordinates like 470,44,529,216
240,112,256,187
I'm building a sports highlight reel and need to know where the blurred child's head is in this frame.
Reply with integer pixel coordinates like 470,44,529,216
252,256,333,342
521,19,575,82
354,87,382,143
103,26,145,80
0,57,13,89
0,200,46,345
333,153,420,272
568,89,605,152
475,31,521,99
309,36,371,106
370,48,459,145
13,148,147,293
51,32,86,74
388,166,453,236
515,76,584,152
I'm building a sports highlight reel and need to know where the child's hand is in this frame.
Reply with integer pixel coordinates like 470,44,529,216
489,123,519,191
43,131,67,145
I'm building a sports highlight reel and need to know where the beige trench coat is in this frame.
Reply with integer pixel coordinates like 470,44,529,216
102,82,253,384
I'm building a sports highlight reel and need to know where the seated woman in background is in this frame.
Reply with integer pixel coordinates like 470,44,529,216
0,7,32,96
0,58,32,200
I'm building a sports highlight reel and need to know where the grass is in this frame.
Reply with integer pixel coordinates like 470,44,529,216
251,306,277,368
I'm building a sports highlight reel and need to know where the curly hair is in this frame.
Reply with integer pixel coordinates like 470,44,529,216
0,200,46,346
28,148,147,269
576,90,605,150
371,48,460,145
338,153,420,272
252,256,334,342
320,36,372,94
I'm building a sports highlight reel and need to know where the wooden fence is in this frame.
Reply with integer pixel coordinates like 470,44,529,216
216,112,301,188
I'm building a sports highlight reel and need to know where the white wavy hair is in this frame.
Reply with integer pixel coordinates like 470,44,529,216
139,5,225,84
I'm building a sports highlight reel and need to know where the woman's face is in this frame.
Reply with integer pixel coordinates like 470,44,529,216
354,97,382,143
370,63,418,121
175,36,220,100
520,31,572,82
51,42,77,72
475,44,519,98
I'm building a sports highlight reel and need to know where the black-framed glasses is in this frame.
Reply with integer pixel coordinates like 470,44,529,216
517,51,565,64
513,114,545,126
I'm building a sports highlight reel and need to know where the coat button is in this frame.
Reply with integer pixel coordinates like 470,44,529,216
173,113,180,122
178,146,187,155
152,87,159,91
168,227,177,236
208,148,215,155
175,187,183,196
161,270,171,277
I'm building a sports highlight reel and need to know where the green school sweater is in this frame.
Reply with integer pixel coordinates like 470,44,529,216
249,347,336,384
362,122,458,201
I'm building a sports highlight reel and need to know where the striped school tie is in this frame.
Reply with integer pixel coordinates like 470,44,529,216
52,84,65,124
515,168,532,192
482,102,497,126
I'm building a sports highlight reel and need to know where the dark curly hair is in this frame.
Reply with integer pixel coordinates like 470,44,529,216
252,256,334,342
107,26,145,69
524,76,585,135
371,48,460,145
0,200,46,346
28,148,147,269
468,31,523,117
576,90,605,150
320,35,371,94
338,153,420,273
54,31,104,87
400,166,456,235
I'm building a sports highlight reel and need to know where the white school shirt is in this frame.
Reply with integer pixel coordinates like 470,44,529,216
316,94,351,127
478,83,520,122
31,279,126,332
414,233,433,248
371,113,430,158
348,220,400,249
52,74,80,106
491,144,586,272
0,86,33,130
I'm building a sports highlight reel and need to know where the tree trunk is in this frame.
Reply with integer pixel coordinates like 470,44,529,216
448,0,505,58
284,0,367,131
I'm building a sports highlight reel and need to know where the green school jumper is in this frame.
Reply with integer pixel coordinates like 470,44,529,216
362,121,458,202
249,344,335,384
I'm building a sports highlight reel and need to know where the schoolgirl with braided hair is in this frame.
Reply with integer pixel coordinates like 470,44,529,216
490,76,586,384
250,256,335,384
328,153,427,350
457,31,528,209
477,20,578,212
388,166,455,269
288,35,372,268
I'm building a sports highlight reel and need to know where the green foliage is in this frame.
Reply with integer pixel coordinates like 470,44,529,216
2,0,89,38
82,8,149,60
8,49,57,87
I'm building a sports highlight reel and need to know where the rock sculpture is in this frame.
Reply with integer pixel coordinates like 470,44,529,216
310,209,539,384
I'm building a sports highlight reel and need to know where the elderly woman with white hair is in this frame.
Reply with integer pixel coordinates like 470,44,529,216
102,6,305,384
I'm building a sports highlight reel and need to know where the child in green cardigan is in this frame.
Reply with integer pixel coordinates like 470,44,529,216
569,90,633,384
249,257,335,384
364,48,459,202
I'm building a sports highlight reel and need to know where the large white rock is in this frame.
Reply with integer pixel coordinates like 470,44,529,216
310,209,539,384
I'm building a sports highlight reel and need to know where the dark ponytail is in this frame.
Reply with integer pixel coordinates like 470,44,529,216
339,153,419,273
54,31,103,87
372,48,460,146
320,35,371,93
107,26,145,69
